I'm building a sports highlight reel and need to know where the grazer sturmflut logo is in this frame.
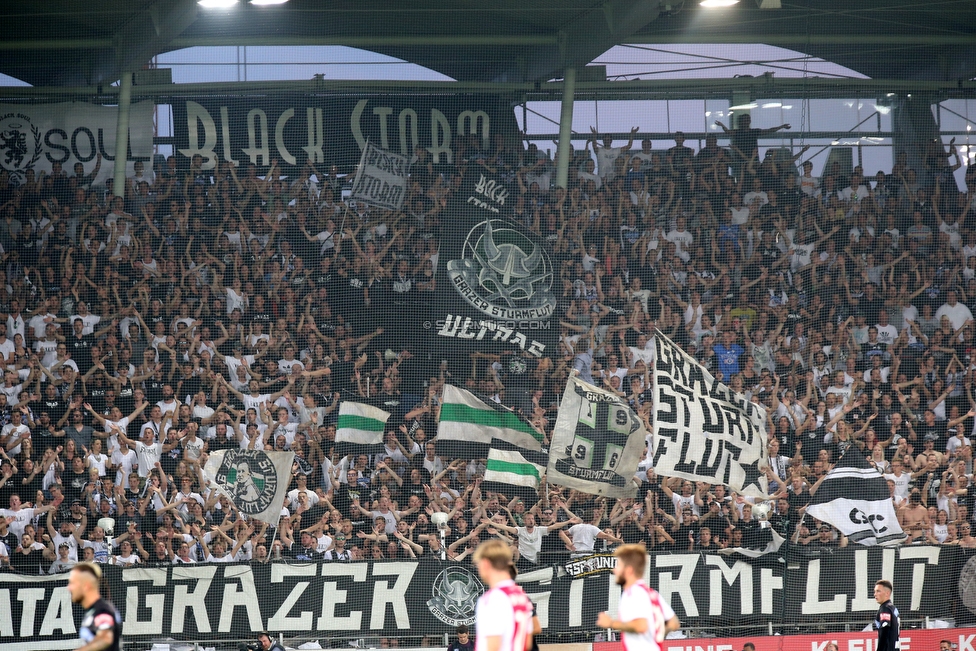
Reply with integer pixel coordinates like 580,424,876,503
447,218,555,322
427,566,484,626
0,113,42,183
214,449,280,515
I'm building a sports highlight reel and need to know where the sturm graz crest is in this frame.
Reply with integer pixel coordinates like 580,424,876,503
0,113,43,184
214,449,280,515
447,218,555,321
426,566,485,626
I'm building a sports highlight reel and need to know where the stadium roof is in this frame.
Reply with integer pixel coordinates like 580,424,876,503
1,0,975,88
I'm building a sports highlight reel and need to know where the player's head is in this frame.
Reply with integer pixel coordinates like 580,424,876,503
67,562,102,604
456,625,470,642
473,539,514,584
874,579,893,603
613,543,647,587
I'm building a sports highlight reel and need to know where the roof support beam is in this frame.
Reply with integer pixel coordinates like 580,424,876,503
0,34,559,51
0,76,973,102
625,34,976,46
110,0,199,79
555,67,577,189
2,33,973,52
495,0,665,82
112,72,133,198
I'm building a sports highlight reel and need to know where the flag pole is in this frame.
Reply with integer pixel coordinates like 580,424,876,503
338,138,369,254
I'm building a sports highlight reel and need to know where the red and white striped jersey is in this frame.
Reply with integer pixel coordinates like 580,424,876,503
619,581,676,651
475,580,534,651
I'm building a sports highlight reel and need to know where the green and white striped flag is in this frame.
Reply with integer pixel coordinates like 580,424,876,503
484,446,547,492
437,384,545,459
437,384,546,493
336,402,390,455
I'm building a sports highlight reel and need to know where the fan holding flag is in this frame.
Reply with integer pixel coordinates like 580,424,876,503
202,448,295,526
484,510,577,569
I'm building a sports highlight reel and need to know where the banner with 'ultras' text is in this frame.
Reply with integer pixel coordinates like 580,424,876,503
171,95,520,173
6,546,968,649
431,164,557,362
0,102,155,186
652,332,769,498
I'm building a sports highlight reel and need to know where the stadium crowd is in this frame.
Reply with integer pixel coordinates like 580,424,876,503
1,121,976,574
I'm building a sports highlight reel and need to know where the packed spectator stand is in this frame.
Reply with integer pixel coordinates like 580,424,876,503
1,125,975,575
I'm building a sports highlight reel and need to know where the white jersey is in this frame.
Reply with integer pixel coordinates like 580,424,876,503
0,507,38,543
516,526,548,564
133,440,163,477
242,393,272,414
618,580,675,651
475,580,534,651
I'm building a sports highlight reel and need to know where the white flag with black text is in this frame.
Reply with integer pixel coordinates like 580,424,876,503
349,142,409,211
652,331,769,498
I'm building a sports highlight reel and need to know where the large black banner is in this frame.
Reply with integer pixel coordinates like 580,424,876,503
170,95,519,173
0,559,604,648
785,544,959,621
430,167,558,366
2,548,963,648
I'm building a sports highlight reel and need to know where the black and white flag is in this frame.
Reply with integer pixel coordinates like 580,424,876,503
430,164,558,359
652,331,769,498
548,375,647,498
805,446,906,546
349,142,410,211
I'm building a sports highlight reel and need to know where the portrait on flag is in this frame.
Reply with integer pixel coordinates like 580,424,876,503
202,449,295,525
652,332,769,498
548,374,647,498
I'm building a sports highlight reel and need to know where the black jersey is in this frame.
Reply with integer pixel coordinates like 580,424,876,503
874,599,899,651
80,597,122,651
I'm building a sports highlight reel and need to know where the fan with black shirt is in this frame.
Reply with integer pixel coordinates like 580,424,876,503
496,351,535,416
63,456,90,504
